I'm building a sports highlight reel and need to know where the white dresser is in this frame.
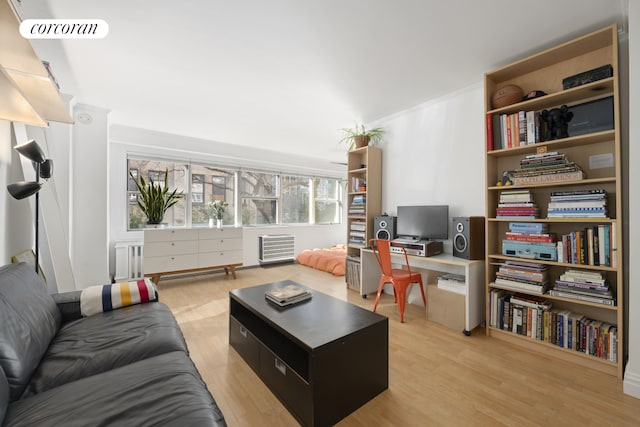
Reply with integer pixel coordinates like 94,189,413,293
143,228,243,283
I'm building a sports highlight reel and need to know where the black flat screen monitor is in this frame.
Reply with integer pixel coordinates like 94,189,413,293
396,205,449,240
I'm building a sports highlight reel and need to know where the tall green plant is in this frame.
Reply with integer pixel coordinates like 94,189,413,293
130,169,183,224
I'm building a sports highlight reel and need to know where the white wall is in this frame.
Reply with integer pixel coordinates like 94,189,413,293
0,120,12,264
624,1,640,399
373,83,486,254
70,104,111,288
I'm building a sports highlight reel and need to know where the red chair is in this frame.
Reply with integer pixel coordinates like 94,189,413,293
370,238,426,323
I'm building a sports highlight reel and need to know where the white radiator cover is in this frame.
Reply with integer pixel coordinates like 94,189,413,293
258,234,295,264
114,241,144,281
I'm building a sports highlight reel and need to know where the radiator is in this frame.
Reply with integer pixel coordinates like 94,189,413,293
258,234,295,264
114,241,144,281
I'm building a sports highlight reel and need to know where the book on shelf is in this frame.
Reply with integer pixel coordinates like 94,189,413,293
508,222,548,234
512,170,584,185
265,284,312,307
488,289,618,359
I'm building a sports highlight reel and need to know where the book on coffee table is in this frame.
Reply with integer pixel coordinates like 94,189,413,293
265,284,312,307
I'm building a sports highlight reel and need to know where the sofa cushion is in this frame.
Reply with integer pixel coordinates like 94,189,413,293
3,351,227,427
0,263,61,401
22,302,187,397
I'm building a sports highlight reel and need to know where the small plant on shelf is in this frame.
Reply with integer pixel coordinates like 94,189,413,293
339,122,384,151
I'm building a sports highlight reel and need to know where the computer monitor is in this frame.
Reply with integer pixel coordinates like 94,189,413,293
396,205,449,240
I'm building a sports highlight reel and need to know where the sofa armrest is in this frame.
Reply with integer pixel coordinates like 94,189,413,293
52,291,82,323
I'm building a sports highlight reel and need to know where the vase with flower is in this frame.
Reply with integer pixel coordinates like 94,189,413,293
206,199,229,228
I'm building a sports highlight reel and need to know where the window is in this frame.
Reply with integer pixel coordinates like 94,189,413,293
281,175,309,224
191,174,204,204
190,165,236,227
241,172,277,225
127,159,187,229
126,157,341,229
314,178,341,224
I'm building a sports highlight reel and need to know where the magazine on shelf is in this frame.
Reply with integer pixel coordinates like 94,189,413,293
265,284,312,306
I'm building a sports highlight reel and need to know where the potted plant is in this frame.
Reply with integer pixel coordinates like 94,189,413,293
129,168,183,225
339,122,384,151
206,199,229,228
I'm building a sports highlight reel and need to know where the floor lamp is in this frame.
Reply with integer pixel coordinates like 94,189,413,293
7,140,54,274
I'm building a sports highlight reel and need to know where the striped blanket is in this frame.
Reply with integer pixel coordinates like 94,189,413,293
80,278,158,317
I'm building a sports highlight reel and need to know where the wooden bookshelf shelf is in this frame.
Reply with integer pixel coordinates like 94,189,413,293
484,24,624,378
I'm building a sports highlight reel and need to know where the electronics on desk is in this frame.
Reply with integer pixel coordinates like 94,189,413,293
374,215,397,240
393,205,448,257
391,239,443,257
452,216,485,260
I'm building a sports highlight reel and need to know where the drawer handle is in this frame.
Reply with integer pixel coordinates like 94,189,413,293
171,242,175,246
239,326,247,338
274,358,286,376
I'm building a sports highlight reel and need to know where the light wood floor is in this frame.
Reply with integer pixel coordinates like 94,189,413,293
158,264,640,426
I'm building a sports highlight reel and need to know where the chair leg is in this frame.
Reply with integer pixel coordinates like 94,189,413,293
417,277,426,308
396,285,407,323
373,277,386,313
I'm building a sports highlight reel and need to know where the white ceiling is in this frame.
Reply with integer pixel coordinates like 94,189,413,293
21,0,627,164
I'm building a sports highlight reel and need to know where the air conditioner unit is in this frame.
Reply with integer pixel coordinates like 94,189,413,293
258,234,294,265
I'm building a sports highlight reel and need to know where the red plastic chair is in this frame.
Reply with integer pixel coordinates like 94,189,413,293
370,238,426,323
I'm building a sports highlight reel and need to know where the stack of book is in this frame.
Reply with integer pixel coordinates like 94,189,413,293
504,222,555,244
265,284,312,307
496,189,539,219
547,189,608,218
493,260,550,295
349,220,366,245
549,269,614,306
348,194,366,218
510,151,584,185
437,273,466,295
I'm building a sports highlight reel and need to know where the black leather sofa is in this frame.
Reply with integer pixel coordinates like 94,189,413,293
0,262,226,426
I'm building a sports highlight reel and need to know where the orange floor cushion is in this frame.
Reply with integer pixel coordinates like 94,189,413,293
296,244,346,276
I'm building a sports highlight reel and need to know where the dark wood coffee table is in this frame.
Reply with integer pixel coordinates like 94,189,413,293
229,281,388,427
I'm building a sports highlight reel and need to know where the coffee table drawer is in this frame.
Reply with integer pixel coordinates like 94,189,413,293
229,317,259,371
259,345,311,425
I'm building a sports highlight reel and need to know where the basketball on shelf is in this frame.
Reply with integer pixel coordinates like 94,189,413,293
491,84,524,109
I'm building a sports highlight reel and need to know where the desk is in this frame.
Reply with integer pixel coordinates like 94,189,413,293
360,249,485,333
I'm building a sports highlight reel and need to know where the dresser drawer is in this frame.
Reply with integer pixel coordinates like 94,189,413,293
144,229,198,243
199,238,243,253
144,254,198,274
144,240,198,257
229,317,259,371
259,345,311,425
198,227,242,240
197,250,242,268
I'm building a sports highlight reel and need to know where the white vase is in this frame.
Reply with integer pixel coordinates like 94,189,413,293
217,219,223,229
208,218,214,228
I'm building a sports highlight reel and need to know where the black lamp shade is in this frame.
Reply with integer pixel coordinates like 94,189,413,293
40,159,54,179
7,181,42,200
15,140,46,163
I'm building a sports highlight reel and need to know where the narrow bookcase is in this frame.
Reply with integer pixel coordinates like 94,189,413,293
483,24,624,378
345,146,382,293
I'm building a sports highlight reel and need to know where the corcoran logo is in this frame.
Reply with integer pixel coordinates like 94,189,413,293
19,19,109,39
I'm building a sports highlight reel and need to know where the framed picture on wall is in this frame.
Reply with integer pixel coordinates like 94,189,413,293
11,250,46,284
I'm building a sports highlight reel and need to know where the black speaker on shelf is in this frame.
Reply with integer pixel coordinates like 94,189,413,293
452,216,485,260
374,216,397,241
